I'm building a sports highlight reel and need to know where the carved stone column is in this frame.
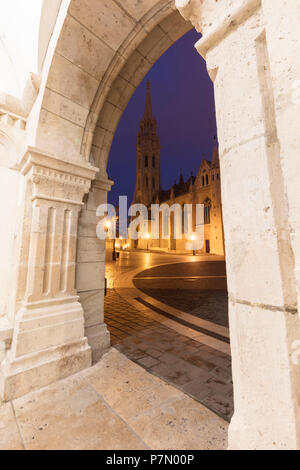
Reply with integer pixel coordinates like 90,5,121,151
0,148,98,400
176,0,300,450
77,176,113,363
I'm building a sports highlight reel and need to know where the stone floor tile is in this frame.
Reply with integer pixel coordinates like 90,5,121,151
201,393,233,420
0,402,24,450
137,356,161,368
13,373,147,450
183,379,215,401
144,348,163,359
127,350,148,361
84,350,183,424
149,361,198,387
130,395,228,450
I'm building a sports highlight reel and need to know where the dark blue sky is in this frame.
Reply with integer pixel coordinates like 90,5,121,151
107,29,217,207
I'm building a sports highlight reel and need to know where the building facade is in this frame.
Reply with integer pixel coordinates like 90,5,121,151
133,83,224,256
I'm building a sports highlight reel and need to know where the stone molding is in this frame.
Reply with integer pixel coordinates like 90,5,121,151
19,147,98,176
17,148,99,207
176,0,262,57
175,0,203,31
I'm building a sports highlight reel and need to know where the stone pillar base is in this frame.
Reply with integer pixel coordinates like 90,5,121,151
0,337,91,401
0,297,92,401
85,323,110,364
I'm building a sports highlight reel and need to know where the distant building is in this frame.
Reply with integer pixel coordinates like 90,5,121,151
132,81,224,256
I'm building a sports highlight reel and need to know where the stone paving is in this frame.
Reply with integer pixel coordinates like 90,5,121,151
134,261,228,327
105,288,233,421
134,287,228,328
0,252,231,450
0,349,228,450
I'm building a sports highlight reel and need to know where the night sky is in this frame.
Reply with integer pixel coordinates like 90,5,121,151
107,29,217,207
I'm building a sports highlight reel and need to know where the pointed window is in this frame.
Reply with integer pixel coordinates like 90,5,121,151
145,176,148,187
204,199,211,224
152,156,155,168
206,175,209,185
204,206,210,224
145,155,148,167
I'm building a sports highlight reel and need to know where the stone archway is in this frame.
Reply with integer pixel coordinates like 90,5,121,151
0,0,299,451
0,0,193,398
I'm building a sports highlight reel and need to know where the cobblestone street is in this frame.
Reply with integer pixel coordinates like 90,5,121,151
105,251,233,421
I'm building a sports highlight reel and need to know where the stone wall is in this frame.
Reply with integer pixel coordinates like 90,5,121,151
177,0,300,450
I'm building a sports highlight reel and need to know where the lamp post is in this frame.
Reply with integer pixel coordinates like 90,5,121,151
190,234,196,256
112,238,117,261
146,233,150,251
104,219,117,261
104,220,111,232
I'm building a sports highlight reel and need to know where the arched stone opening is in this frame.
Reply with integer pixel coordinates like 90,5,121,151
72,5,193,363
0,0,299,451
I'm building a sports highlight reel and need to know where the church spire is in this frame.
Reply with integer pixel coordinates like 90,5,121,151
143,80,153,119
179,169,184,186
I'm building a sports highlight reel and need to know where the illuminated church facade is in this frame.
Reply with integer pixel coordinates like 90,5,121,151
132,81,224,256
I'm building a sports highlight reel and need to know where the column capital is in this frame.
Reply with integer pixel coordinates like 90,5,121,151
18,147,99,206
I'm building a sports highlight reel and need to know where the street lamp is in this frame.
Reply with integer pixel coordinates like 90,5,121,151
190,234,196,256
145,233,150,251
104,218,117,261
112,215,119,261
104,220,111,231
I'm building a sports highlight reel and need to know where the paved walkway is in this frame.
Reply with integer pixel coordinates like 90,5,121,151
1,349,228,450
0,250,231,450
104,252,233,421
105,289,233,421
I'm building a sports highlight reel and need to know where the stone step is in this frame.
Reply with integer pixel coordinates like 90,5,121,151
0,317,13,360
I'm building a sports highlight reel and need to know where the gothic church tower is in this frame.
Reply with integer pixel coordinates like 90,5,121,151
133,81,160,207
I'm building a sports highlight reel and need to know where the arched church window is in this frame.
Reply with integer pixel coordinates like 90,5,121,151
206,174,209,185
204,199,211,224
152,156,155,168
145,155,148,167
202,176,205,186
204,206,210,224
146,176,148,187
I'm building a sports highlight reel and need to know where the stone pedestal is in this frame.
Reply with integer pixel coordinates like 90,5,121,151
0,149,98,401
